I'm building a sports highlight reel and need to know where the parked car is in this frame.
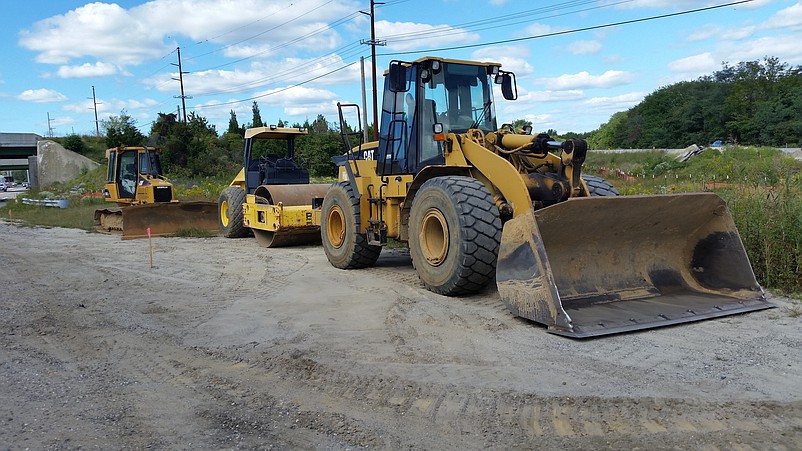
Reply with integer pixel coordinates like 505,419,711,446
0,182,7,192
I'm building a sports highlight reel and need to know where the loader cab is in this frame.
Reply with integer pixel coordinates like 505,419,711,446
242,127,309,194
377,57,517,176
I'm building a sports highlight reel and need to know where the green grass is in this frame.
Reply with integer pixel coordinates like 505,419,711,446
584,146,802,295
6,195,106,231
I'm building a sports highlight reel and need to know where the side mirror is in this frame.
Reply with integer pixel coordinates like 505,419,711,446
388,62,408,92
496,71,518,100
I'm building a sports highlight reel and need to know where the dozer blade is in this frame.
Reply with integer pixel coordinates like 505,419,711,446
497,192,773,338
96,202,218,240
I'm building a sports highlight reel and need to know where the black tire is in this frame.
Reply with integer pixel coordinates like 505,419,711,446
218,186,249,238
582,174,619,197
409,176,501,296
321,182,381,269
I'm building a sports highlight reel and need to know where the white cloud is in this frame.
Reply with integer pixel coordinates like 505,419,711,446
63,97,160,116
613,0,770,9
136,0,355,44
688,24,758,42
377,20,479,52
57,62,122,78
529,90,585,102
195,85,342,120
565,40,602,55
144,54,361,97
718,35,802,65
583,92,645,111
17,89,68,103
538,70,636,90
668,52,718,74
17,0,358,74
522,23,567,37
470,46,534,77
763,2,802,29
18,2,168,66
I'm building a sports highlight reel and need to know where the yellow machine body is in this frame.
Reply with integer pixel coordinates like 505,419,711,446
218,58,772,337
317,56,772,338
219,127,329,247
95,146,218,239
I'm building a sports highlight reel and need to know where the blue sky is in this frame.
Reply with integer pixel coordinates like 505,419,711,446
2,0,801,138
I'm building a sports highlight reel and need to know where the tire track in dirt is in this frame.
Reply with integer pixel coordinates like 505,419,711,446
203,343,802,449
4,223,801,449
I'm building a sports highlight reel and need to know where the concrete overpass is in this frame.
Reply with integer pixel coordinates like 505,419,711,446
0,133,41,171
0,133,100,188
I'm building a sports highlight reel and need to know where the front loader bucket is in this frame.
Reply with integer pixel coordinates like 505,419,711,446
497,193,773,338
110,202,218,240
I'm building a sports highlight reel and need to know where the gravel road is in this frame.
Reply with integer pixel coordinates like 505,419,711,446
1,220,800,450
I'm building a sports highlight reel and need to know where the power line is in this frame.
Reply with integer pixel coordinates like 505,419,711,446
378,0,756,56
379,0,627,42
188,1,298,48
184,0,335,62
189,42,366,98
114,0,756,130
192,60,358,110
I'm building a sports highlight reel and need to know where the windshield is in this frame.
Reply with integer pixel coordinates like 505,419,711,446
423,62,497,134
139,150,163,177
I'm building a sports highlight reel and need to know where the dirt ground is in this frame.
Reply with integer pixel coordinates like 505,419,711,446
1,220,801,450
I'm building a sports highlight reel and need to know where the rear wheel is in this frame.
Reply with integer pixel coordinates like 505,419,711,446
218,186,249,238
321,182,381,269
583,174,619,197
409,176,501,296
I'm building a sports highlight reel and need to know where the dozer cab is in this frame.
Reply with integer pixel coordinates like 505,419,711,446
218,126,329,247
315,56,772,337
94,146,217,239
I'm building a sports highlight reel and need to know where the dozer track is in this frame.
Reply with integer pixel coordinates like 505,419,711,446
95,202,218,240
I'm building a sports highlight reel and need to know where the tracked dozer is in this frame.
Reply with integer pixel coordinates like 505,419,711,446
95,146,217,239
218,126,329,247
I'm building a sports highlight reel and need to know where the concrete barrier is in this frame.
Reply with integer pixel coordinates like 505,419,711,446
21,197,69,208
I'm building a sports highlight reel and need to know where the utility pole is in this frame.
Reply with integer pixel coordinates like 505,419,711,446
46,112,55,138
172,47,192,122
89,85,101,136
360,0,385,141
360,56,369,142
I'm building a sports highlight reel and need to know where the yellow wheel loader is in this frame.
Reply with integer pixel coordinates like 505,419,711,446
223,57,772,337
218,126,329,247
94,146,218,239
317,56,772,337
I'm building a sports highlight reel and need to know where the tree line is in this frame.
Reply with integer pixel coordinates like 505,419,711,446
62,100,359,179
60,56,801,179
588,57,802,149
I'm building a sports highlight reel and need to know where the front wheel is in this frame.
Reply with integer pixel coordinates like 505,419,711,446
218,186,249,238
320,182,381,269
409,176,501,296
582,174,619,197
